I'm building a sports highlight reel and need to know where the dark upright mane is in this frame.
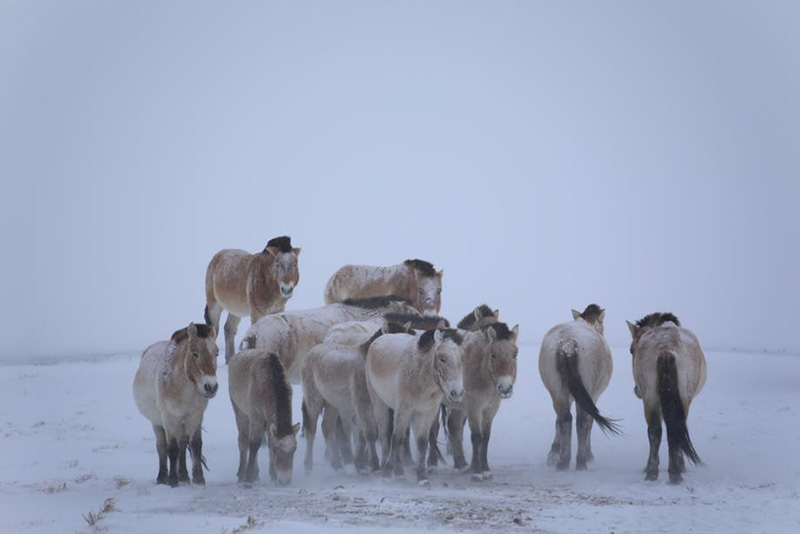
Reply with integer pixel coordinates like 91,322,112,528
264,236,293,253
483,321,514,341
341,295,411,309
418,328,463,352
383,312,450,330
404,259,436,277
636,312,681,329
581,304,604,323
171,324,214,343
457,304,495,330
265,353,293,436
360,322,412,355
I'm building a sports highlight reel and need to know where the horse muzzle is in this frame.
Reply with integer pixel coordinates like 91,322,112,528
497,376,513,399
445,382,464,404
279,284,294,299
201,378,219,399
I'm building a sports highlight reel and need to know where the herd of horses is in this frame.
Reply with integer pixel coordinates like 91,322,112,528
133,236,707,489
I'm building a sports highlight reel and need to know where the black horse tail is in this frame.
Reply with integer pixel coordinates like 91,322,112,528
658,352,703,466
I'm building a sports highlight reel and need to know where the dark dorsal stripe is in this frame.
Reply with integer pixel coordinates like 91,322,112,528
264,236,293,253
581,304,604,323
636,312,681,329
171,324,214,343
483,321,514,341
457,304,494,330
403,259,436,277
265,353,293,436
418,328,464,352
383,312,450,330
341,295,411,309
360,322,412,355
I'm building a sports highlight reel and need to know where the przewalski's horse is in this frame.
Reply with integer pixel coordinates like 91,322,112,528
442,315,519,481
627,312,706,484
205,236,301,362
456,304,500,331
228,349,300,486
240,296,420,383
324,259,443,316
302,322,412,475
539,304,620,471
133,323,219,487
367,328,464,486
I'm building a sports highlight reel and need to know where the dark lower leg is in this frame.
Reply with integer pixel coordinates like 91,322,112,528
167,438,180,487
470,430,483,474
575,410,591,470
645,420,662,481
667,437,684,484
449,414,468,470
416,434,429,482
223,314,241,363
154,426,168,485
190,429,205,485
481,428,491,474
245,439,261,483
177,435,190,483
391,433,406,478
336,416,354,465
556,411,572,470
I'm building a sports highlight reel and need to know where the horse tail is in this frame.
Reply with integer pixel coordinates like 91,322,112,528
556,339,621,435
658,352,703,466
301,400,312,435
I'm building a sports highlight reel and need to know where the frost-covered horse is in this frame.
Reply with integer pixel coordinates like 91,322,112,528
240,296,420,383
133,323,219,487
441,314,519,480
228,350,300,486
205,236,301,362
627,312,706,484
301,321,412,474
539,304,620,471
324,259,443,316
367,328,464,485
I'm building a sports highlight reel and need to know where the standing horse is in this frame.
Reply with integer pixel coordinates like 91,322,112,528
240,296,420,382
367,328,464,485
627,312,706,484
301,321,412,475
442,319,519,481
539,304,620,471
205,236,301,362
228,349,300,486
133,323,219,487
324,259,443,316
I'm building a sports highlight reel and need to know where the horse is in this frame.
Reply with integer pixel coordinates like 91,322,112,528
627,312,706,484
133,323,219,487
205,236,301,362
441,318,519,481
324,259,443,316
301,321,412,475
456,304,500,331
228,349,300,486
240,296,420,382
366,328,464,486
539,304,620,471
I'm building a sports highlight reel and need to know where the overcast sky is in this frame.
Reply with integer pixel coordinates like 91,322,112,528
2,1,799,359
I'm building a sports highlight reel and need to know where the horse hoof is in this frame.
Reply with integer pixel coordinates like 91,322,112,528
456,465,471,474
481,471,493,481
417,479,431,488
427,466,438,475
556,462,570,471
192,476,205,486
471,473,484,482
669,474,684,485
576,462,587,471
156,476,168,485
645,472,659,482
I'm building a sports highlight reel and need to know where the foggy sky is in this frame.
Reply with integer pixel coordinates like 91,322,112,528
2,1,799,359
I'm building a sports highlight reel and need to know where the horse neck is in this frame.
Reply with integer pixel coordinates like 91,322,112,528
463,332,491,384
249,254,277,298
411,345,438,392
165,342,192,386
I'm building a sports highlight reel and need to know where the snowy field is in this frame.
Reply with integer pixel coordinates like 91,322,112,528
2,345,799,534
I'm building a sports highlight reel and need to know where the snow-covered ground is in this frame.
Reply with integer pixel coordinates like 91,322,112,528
2,345,799,534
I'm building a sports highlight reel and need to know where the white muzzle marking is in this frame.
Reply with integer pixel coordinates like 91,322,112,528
280,283,294,299
200,375,219,398
497,375,513,399
446,380,464,403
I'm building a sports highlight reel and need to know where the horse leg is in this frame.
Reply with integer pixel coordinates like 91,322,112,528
480,404,499,479
467,409,485,480
667,424,684,485
321,406,344,471
233,404,249,483
644,407,662,481
402,427,415,467
223,314,242,364
190,426,205,485
575,405,592,471
302,399,322,475
336,415,355,466
354,427,369,475
586,418,595,462
177,433,190,484
353,386,381,473
165,430,180,488
448,409,469,472
205,300,223,341
390,406,412,479
413,410,437,486
555,401,572,471
367,380,393,475
245,418,265,484
427,415,441,470
153,425,168,485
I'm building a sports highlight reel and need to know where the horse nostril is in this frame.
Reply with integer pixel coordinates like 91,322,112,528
205,383,217,394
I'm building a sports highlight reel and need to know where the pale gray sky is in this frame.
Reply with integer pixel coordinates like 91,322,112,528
2,1,799,358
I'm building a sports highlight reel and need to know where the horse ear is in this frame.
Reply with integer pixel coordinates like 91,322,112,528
437,319,447,329
626,320,638,338
571,309,581,320
264,246,277,258
493,309,500,319
598,309,606,323
187,322,197,340
402,321,412,331
436,270,444,279
485,326,497,344
293,247,301,257
474,308,483,321
511,324,519,341
269,423,277,438
433,329,444,347
208,326,217,340
292,422,301,436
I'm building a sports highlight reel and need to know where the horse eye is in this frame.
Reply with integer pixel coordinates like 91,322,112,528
192,351,200,359
437,289,442,294
491,353,496,359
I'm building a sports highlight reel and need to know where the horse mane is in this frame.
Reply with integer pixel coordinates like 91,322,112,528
171,324,214,344
418,328,463,352
360,322,411,355
581,304,604,323
457,304,495,330
264,236,293,253
383,312,450,329
264,353,293,436
341,295,411,309
483,321,514,341
404,259,437,277
636,312,681,329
